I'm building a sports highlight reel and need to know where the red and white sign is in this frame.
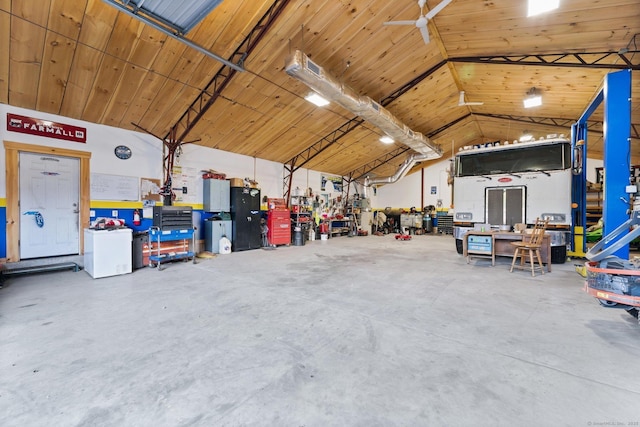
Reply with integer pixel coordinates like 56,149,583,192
6,113,87,143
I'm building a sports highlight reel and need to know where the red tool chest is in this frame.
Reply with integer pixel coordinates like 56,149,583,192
267,207,291,245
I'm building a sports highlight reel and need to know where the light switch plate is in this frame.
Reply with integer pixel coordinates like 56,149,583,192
112,210,118,217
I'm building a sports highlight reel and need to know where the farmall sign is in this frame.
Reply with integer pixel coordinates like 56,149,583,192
6,113,87,143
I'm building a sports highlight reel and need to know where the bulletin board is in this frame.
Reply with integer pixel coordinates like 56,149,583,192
90,173,139,201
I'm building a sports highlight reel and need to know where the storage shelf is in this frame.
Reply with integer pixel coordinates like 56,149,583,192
586,189,603,227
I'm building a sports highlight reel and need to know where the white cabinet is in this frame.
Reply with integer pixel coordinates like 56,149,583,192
84,228,132,278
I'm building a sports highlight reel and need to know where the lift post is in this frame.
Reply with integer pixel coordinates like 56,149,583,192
569,69,632,259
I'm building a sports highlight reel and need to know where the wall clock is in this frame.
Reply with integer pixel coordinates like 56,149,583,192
114,145,132,160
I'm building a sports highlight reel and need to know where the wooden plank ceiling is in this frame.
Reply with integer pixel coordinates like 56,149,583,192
1,0,639,180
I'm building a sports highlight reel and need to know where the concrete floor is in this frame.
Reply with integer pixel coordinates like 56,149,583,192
1,234,639,426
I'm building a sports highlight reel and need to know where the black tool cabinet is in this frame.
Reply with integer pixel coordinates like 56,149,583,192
230,187,261,251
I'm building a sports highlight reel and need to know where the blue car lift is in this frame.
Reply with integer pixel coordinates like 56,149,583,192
570,69,633,259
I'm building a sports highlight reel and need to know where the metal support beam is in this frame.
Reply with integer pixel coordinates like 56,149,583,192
350,147,411,181
451,51,640,70
282,61,450,203
282,117,365,205
570,122,588,255
282,50,638,202
154,0,290,203
163,0,291,144
103,0,241,72
475,113,639,140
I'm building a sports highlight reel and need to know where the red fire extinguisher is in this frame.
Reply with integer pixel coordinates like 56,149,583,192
133,209,141,226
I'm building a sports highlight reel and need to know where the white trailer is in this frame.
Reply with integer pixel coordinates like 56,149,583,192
452,136,572,263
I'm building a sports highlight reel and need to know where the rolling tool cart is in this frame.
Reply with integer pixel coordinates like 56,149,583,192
148,227,196,270
148,206,196,270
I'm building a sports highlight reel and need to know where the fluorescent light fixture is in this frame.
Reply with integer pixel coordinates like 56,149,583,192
519,133,534,142
527,0,559,17
523,87,542,108
304,92,329,107
380,135,394,144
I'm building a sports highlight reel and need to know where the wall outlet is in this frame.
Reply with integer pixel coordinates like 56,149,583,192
90,210,95,218
112,210,118,217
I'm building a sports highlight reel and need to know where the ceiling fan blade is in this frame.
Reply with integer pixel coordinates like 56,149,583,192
383,20,418,26
418,25,430,44
425,0,452,20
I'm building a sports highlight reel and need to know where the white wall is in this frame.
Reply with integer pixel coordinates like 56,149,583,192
0,104,162,199
179,144,346,205
0,105,347,206
372,158,453,210
1,104,608,209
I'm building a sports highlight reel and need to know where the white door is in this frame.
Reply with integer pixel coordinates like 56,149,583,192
19,152,80,259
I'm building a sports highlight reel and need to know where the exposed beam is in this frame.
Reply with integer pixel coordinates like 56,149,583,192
346,115,471,180
451,51,640,70
474,113,640,140
283,49,639,201
351,147,411,181
283,117,365,205
378,60,448,105
163,0,291,144
427,113,472,138
282,61,450,202
103,0,241,72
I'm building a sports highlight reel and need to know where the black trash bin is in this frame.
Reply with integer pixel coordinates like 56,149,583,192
132,231,148,269
293,226,305,246
423,215,433,233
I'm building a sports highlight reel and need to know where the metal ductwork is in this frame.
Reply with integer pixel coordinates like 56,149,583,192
362,153,430,197
285,50,443,159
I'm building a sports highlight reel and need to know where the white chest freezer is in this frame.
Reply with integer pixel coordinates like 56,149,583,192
84,228,132,278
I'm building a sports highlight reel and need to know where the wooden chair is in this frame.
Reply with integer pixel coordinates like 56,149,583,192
510,218,549,276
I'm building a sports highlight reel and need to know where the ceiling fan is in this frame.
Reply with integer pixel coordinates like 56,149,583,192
458,91,484,106
383,0,452,44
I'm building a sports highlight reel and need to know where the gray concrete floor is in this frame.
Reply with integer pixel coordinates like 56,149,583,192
1,234,639,426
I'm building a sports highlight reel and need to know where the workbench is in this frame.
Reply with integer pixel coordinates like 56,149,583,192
463,231,552,272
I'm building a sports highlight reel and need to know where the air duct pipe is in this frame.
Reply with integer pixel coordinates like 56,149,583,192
362,153,430,198
285,50,443,158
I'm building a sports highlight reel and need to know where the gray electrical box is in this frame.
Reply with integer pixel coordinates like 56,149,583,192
204,178,230,212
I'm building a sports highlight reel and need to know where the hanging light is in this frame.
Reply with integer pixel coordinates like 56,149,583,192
527,0,560,17
523,87,542,108
304,92,330,107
